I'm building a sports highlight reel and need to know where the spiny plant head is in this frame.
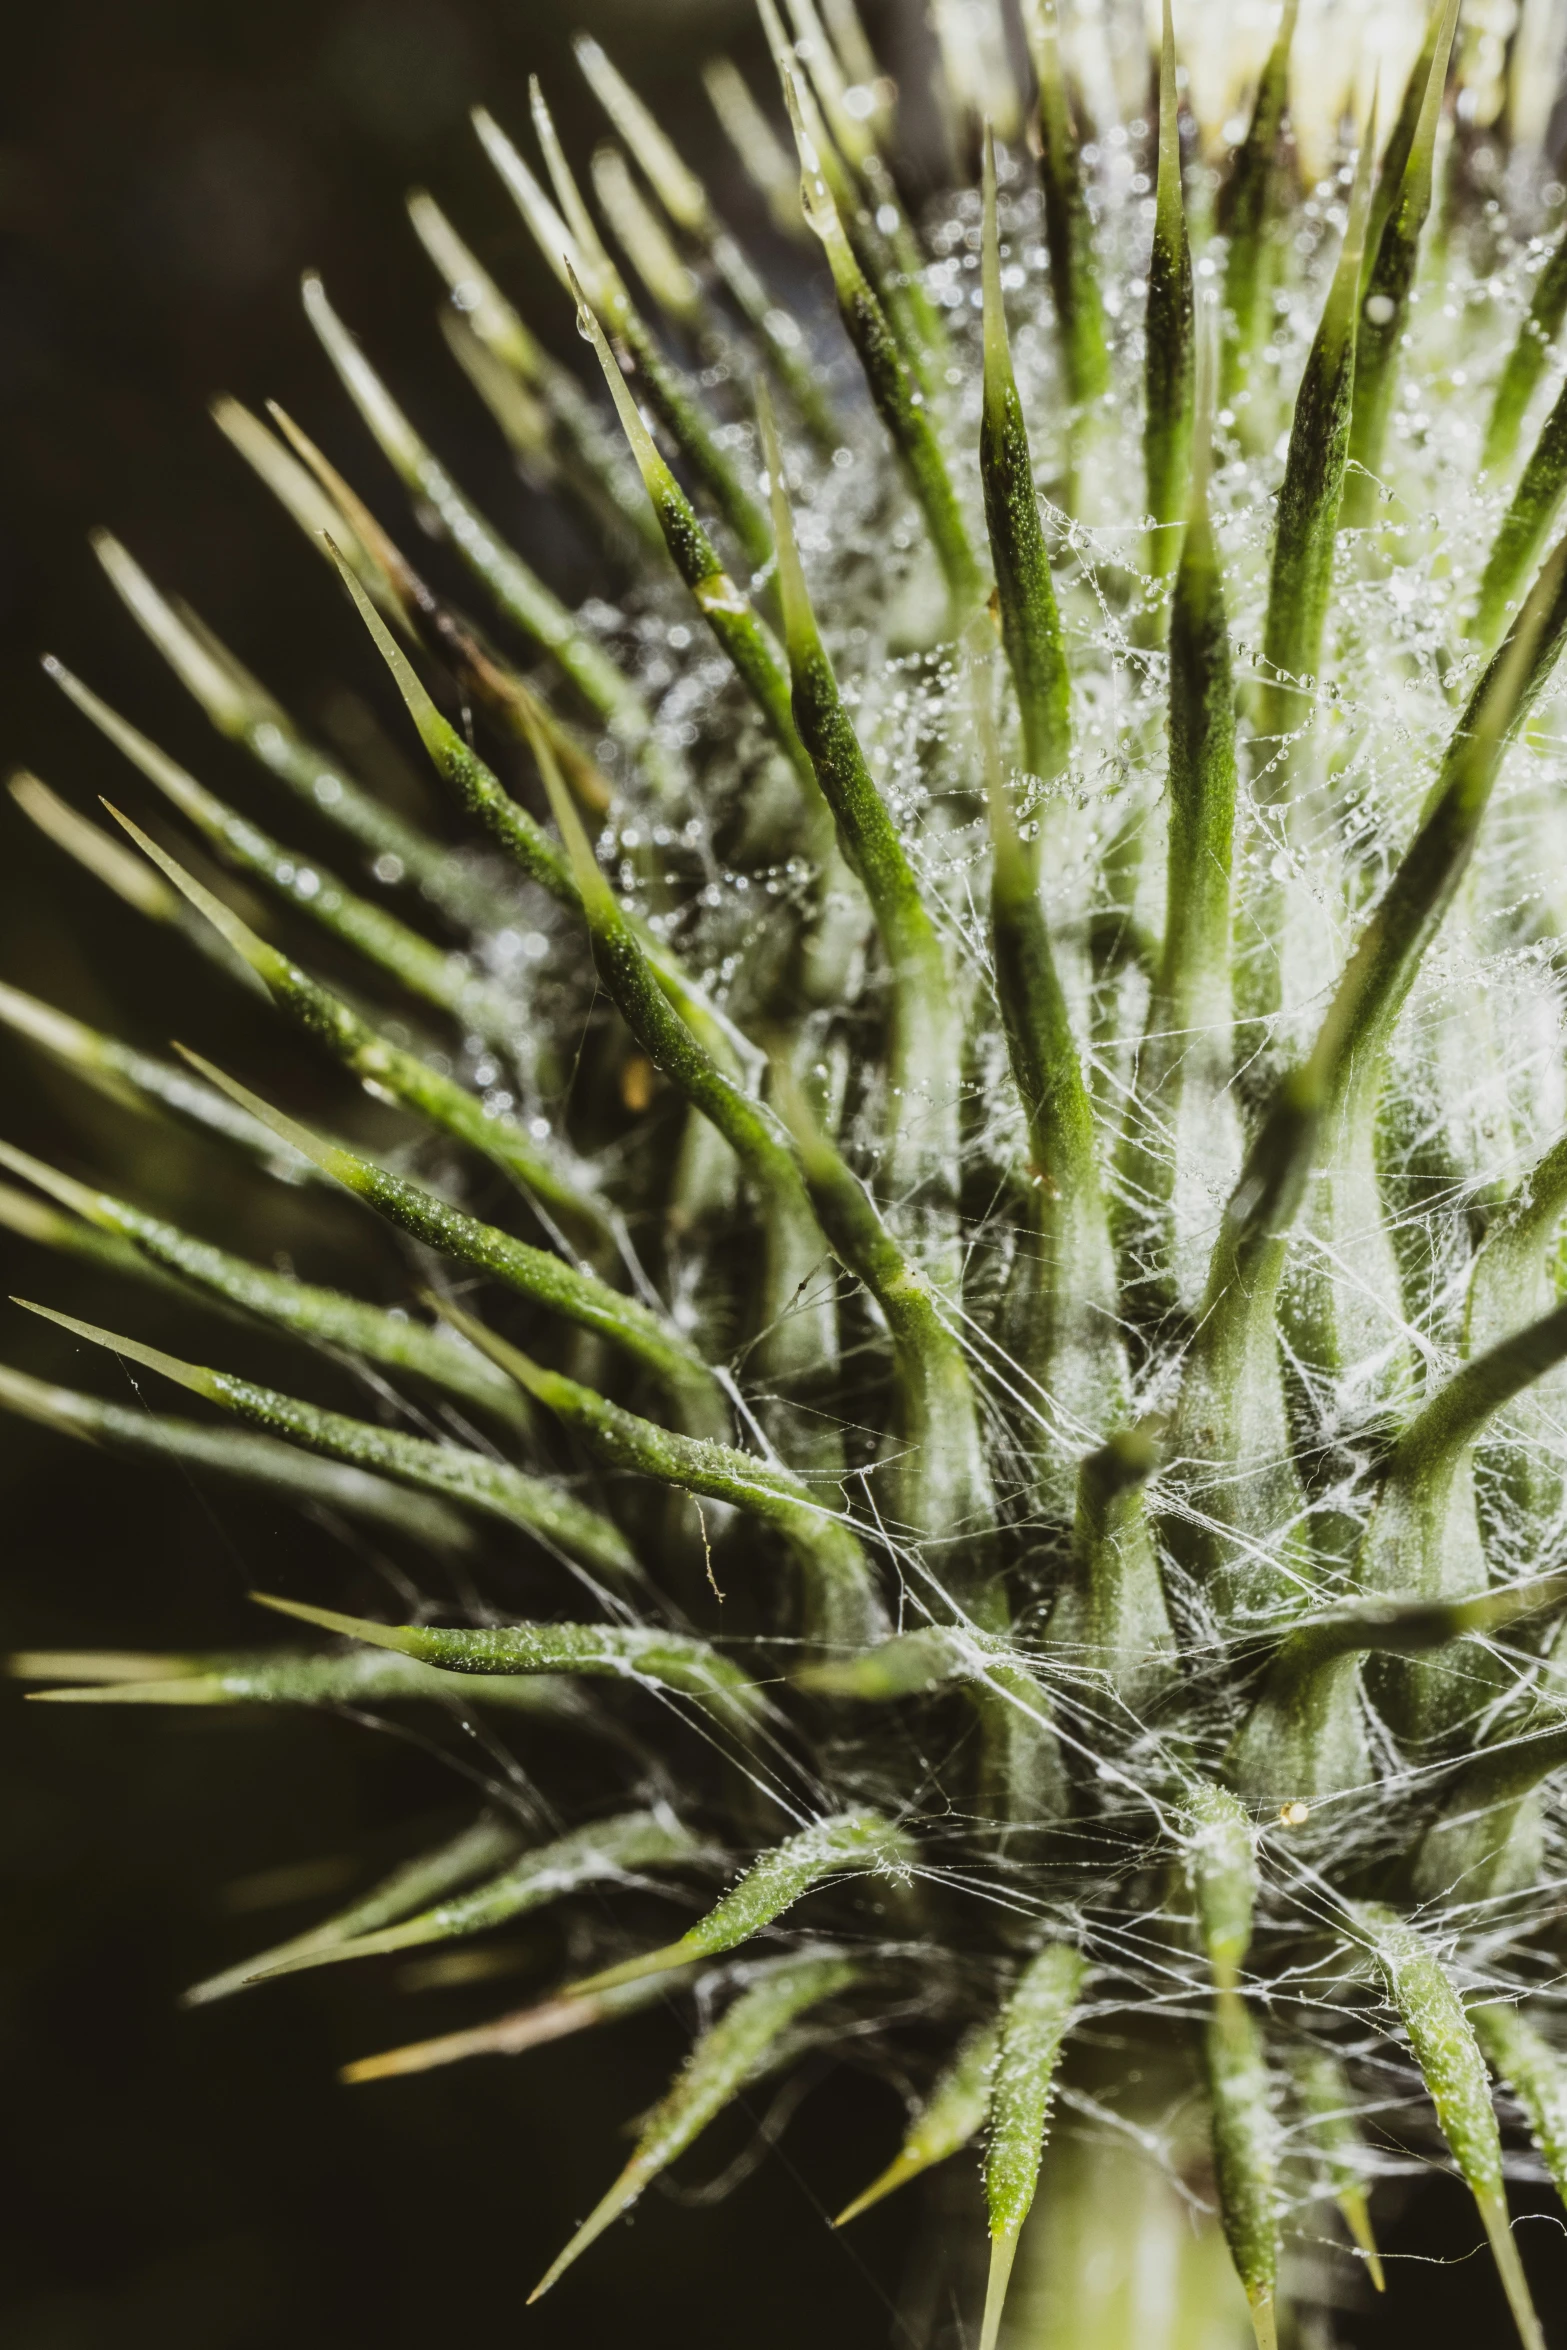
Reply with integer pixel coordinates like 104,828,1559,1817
12,2,1567,2341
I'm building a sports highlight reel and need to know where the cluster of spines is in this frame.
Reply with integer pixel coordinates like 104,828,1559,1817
7,3,1567,2343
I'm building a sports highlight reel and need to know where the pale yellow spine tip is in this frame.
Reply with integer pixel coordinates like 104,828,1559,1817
977,2229,1019,2350
832,2149,918,2226
1247,2289,1278,2350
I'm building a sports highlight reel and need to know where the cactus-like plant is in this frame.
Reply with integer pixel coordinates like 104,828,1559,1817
13,0,1567,2340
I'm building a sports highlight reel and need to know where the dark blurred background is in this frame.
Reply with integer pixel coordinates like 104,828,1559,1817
1,4,1565,2344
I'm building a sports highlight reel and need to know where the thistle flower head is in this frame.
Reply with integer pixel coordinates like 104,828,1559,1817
12,4,1567,2342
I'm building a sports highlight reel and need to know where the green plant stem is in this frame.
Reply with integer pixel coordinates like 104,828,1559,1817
565,1810,905,1996
572,286,817,802
1143,1,1195,596
320,543,753,1082
1203,1992,1279,2350
1047,1432,1173,1705
150,1061,724,1430
574,34,841,452
980,1943,1086,2350
303,276,653,745
1021,0,1109,416
244,1811,701,1983
760,0,944,394
47,661,526,1057
1225,1574,1567,1801
112,813,608,1244
437,1299,884,1651
1342,0,1460,528
18,1303,638,1583
1482,218,1567,472
0,1139,531,1432
1120,379,1239,1316
1469,379,1567,649
980,130,1071,790
479,96,771,574
17,1643,577,1720
0,1362,482,1554
406,188,664,552
1257,120,1374,765
834,2019,1000,2222
1355,1906,1546,2350
774,1074,995,1600
254,1593,764,1731
184,1816,523,2006
1291,2048,1385,2288
0,981,320,1183
782,69,981,621
1218,0,1300,421
529,1956,859,2301
1175,530,1567,1620
92,534,512,935
760,393,961,1257
1471,2006,1567,2205
973,649,1123,1499
781,0,950,387
527,715,844,1441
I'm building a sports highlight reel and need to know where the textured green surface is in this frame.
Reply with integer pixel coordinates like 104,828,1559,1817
11,15,1567,2345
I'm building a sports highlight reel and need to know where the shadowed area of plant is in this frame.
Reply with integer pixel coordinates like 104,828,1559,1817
10,6,1567,2346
